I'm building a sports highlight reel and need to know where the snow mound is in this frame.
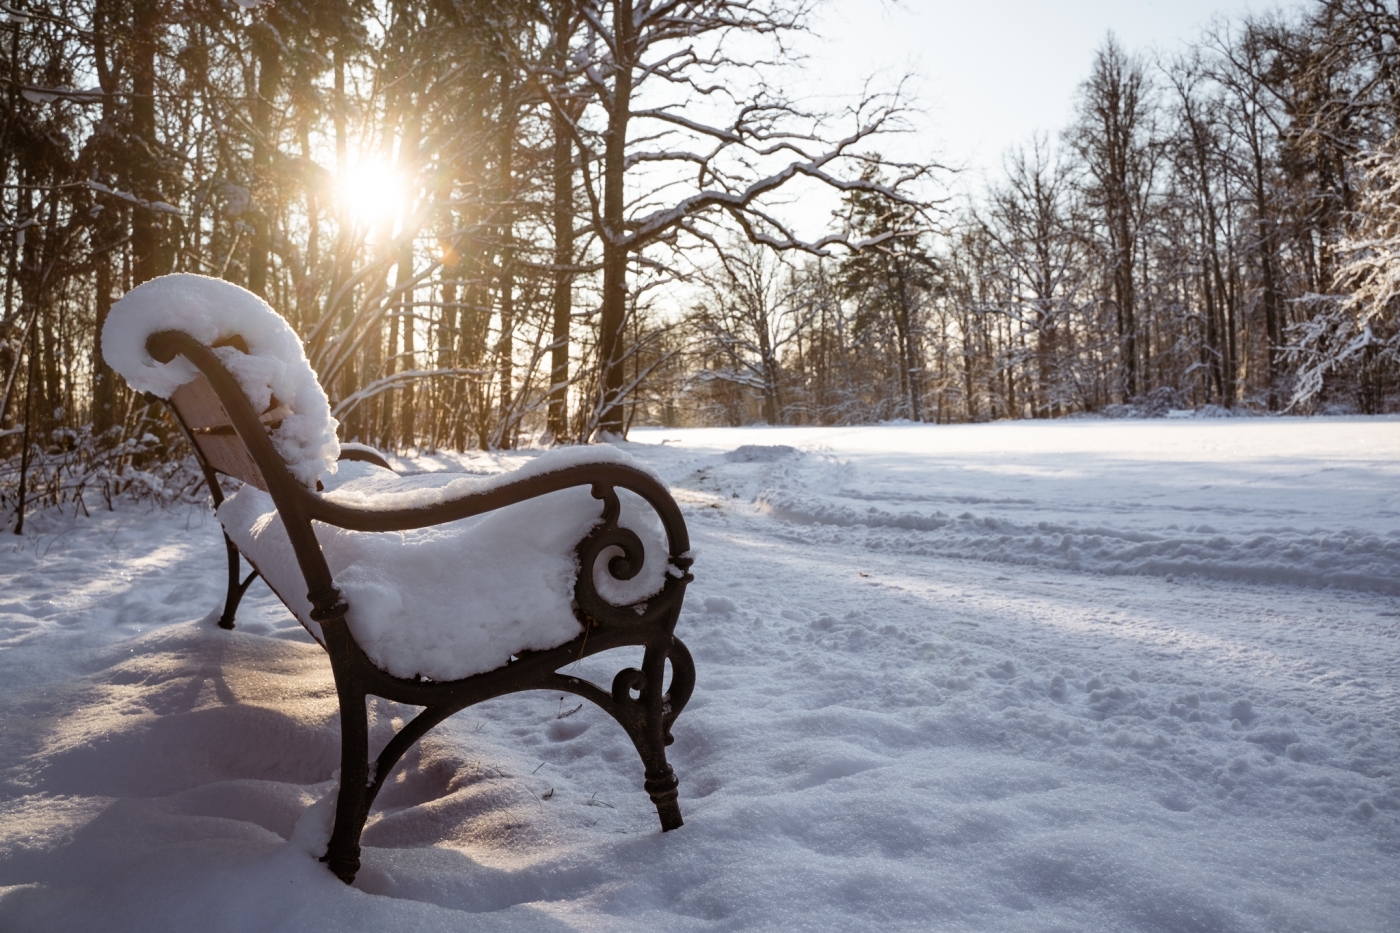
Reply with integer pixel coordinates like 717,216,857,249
102,273,339,487
320,443,663,513
724,444,797,463
219,458,668,681
757,485,1400,594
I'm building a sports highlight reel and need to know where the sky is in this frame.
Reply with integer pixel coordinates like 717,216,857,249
800,0,1277,189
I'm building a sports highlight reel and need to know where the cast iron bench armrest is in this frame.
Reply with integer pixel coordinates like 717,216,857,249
301,462,688,550
336,445,392,471
298,464,693,628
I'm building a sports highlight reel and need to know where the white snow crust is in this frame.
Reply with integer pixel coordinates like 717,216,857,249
101,273,339,487
318,443,660,512
219,456,668,681
1,421,1397,932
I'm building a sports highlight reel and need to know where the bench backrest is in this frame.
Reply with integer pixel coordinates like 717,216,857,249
102,274,340,496
168,374,293,492
163,334,300,492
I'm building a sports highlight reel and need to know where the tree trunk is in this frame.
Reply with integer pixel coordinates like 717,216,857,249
90,0,121,432
397,82,423,448
1251,148,1283,410
130,0,162,286
548,78,575,440
495,85,518,448
247,23,283,297
596,0,634,437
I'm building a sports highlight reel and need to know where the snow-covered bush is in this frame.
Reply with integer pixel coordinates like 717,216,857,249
0,418,207,526
1096,386,1190,419
1289,141,1400,413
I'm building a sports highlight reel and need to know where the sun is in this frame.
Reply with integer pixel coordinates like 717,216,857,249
336,157,408,229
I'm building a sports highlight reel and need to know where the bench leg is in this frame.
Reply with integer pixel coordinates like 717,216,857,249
323,685,370,884
217,533,257,630
652,635,694,830
615,637,689,833
321,695,464,884
646,764,683,831
315,629,695,883
645,639,685,831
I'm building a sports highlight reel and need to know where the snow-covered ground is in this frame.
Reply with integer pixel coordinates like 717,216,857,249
1,419,1397,931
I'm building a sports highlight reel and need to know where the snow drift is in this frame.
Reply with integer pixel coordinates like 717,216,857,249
0,422,1396,931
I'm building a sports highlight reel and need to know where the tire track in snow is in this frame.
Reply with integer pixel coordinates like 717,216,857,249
751,457,1400,596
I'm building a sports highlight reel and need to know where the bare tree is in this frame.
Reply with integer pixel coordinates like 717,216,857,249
978,137,1085,417
566,0,927,436
1163,49,1240,406
835,168,938,420
690,239,815,423
1070,35,1159,402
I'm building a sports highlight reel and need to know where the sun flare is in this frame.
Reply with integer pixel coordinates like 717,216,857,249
336,157,407,228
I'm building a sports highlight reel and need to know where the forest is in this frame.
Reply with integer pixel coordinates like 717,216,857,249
4,0,1400,518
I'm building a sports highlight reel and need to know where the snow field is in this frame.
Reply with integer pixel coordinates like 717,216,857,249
0,419,1396,930
736,418,1400,593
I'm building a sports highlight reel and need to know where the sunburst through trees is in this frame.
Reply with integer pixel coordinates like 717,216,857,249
6,0,1400,526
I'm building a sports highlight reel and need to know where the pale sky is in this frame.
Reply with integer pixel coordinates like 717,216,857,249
800,0,1279,186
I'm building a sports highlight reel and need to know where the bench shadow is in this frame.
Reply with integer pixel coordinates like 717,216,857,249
353,843,608,914
35,704,339,798
2,619,663,922
2,795,602,927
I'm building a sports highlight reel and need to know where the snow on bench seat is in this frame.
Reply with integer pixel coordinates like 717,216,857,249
218,457,669,682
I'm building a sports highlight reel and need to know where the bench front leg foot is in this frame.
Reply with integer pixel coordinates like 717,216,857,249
322,671,371,884
646,765,683,831
630,636,688,833
323,766,367,883
323,841,362,885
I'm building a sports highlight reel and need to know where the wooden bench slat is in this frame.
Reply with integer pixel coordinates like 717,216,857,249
170,376,270,490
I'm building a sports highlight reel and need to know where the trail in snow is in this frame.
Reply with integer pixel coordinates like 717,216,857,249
0,420,1396,931
728,419,1400,593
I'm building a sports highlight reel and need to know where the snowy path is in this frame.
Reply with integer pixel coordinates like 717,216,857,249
0,421,1397,930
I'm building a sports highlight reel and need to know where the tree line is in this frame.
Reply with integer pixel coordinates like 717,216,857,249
4,0,1400,521
685,1,1400,425
0,0,927,517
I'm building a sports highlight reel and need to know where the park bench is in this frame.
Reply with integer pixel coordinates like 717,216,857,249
104,274,695,884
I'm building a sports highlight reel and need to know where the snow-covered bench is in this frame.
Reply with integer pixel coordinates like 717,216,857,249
102,274,696,884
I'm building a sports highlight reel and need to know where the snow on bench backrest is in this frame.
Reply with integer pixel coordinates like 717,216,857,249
166,358,285,492
102,274,340,488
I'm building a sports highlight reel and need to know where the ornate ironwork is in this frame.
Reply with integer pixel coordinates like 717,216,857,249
144,330,695,884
